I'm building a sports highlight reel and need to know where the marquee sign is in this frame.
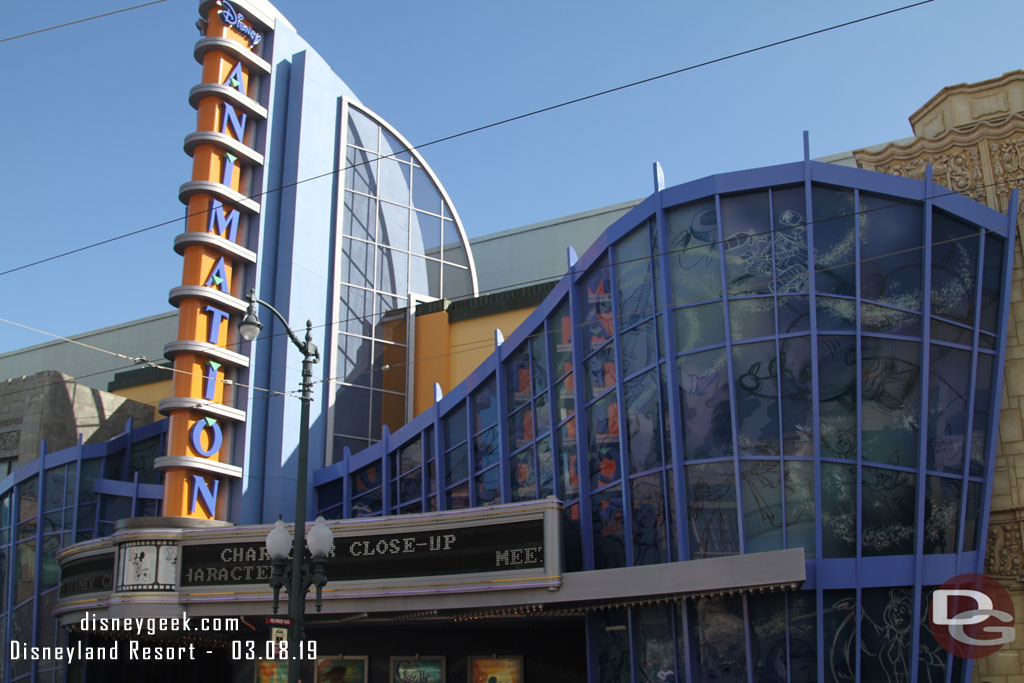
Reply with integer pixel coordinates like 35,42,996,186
180,519,545,586
59,554,114,599
156,0,273,519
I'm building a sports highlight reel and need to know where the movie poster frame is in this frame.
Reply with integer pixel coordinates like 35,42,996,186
388,655,446,683
467,655,524,683
316,655,370,683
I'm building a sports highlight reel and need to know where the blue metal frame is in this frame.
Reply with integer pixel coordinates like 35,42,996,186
313,158,1016,682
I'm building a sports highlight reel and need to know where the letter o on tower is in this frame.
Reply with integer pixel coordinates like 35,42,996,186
190,419,223,458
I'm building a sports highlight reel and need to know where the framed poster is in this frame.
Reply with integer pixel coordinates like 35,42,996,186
389,655,445,683
467,656,523,683
255,659,288,683
316,655,368,683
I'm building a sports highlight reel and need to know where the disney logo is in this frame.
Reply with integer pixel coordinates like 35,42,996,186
217,1,262,47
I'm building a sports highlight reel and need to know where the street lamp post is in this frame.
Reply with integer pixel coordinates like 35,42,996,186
240,288,329,683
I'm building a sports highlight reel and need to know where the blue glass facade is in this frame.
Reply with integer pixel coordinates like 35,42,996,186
313,160,1016,681
0,419,166,682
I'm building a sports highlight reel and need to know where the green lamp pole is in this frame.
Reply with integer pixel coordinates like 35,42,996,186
240,288,329,683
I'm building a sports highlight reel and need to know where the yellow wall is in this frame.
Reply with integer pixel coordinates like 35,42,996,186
112,381,173,422
412,307,536,418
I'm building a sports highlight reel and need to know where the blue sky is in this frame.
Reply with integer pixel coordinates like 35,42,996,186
1,0,1022,362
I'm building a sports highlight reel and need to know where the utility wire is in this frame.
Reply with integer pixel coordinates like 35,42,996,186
0,1,168,44
0,0,934,279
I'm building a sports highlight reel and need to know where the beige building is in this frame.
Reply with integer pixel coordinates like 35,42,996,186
848,70,1024,680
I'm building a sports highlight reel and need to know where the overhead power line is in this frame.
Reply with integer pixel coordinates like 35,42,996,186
0,1,168,44
0,0,934,279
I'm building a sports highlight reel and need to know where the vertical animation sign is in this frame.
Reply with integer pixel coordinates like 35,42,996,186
157,1,270,518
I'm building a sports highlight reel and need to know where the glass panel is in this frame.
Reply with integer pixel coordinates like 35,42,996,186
785,460,816,555
677,348,732,460
823,590,856,683
583,256,614,354
538,437,554,497
507,405,534,453
343,192,376,243
352,462,380,497
930,318,972,346
813,186,856,296
862,338,920,468
473,427,499,472
14,539,35,605
625,370,663,473
686,461,739,559
442,403,467,450
970,353,995,477
338,333,372,387
788,591,818,680
41,534,60,589
741,460,782,553
408,255,440,297
928,345,970,473
673,301,725,352
749,592,787,682
378,158,411,206
506,346,531,410
981,234,1005,332
585,342,617,403
816,296,856,330
589,391,620,488
44,467,65,512
400,467,424,505
861,303,920,336
666,199,722,302
442,220,468,266
18,476,37,523
442,263,471,299
472,376,498,432
475,466,500,507
621,319,658,378
410,210,442,256
721,191,772,296
558,419,579,499
821,462,856,558
780,336,814,456
918,588,949,682
347,108,379,151
818,335,857,459
412,164,442,214
862,467,916,556
340,285,373,336
335,384,370,438
510,449,536,502
924,476,960,554
445,443,468,485
616,223,655,327
636,605,676,683
694,595,748,682
345,146,377,195
398,439,422,474
772,185,809,293
535,391,551,436
729,297,775,341
859,193,923,310
531,332,548,394
931,212,979,325
379,129,410,161
733,341,780,455
377,246,408,293
446,483,469,510
595,608,630,683
592,485,625,569
963,481,982,552
555,373,575,423
777,294,810,334
631,472,668,565
861,588,913,682
549,299,573,379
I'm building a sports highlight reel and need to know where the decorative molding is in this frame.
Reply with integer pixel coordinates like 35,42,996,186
183,130,265,167
158,397,247,423
193,37,271,75
163,339,250,368
986,521,1024,583
178,180,261,214
153,456,244,479
187,83,268,119
173,231,257,264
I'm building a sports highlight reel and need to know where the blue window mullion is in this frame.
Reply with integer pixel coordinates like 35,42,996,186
715,193,746,556
31,449,45,683
433,405,446,511
654,198,689,562
910,165,936,683
569,261,597,570
496,346,512,506
803,136,826,683
380,427,392,514
608,247,633,565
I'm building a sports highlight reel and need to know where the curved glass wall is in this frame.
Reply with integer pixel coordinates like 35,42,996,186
315,161,1014,681
0,419,166,682
334,102,479,456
